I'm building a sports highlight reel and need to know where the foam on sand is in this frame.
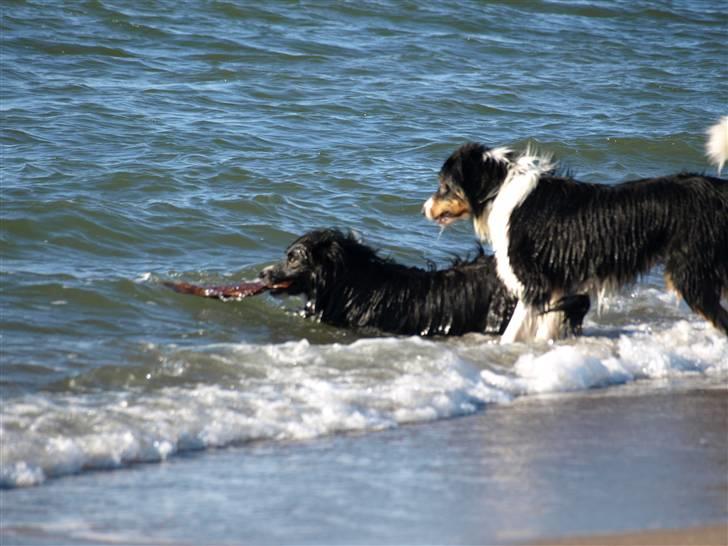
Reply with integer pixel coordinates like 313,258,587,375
2,320,726,488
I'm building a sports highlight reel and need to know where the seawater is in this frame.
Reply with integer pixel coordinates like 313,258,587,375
2,1,727,490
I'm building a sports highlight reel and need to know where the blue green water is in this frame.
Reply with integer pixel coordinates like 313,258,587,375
1,1,727,543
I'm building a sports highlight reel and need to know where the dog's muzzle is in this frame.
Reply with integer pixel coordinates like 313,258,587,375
422,196,435,219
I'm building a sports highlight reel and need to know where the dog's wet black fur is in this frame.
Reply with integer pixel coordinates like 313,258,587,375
259,229,589,337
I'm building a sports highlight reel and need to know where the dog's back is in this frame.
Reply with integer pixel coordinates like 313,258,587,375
304,237,514,335
299,231,587,337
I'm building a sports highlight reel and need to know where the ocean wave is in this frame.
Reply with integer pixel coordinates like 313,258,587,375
2,319,726,488
481,320,726,395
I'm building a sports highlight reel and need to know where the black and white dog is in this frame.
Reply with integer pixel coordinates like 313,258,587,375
259,229,589,337
423,118,728,341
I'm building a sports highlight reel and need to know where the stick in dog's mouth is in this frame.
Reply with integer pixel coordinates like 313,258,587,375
164,279,291,300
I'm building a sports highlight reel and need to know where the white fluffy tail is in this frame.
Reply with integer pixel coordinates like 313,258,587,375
705,116,728,175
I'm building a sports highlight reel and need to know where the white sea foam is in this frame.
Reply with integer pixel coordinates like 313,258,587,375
1,317,726,488
135,272,152,282
482,320,726,396
0,338,507,487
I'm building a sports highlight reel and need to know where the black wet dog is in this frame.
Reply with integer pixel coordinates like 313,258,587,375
259,229,589,337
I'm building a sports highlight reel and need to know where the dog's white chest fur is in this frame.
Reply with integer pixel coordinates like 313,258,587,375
481,152,549,298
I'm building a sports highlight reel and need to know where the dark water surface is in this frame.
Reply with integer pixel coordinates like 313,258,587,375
1,1,727,543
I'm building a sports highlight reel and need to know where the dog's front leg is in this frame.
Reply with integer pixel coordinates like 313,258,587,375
500,300,537,343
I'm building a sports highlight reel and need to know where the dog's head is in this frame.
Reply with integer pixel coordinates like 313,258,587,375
422,143,513,228
258,229,364,300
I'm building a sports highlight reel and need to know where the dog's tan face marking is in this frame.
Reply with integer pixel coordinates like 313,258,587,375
422,181,472,226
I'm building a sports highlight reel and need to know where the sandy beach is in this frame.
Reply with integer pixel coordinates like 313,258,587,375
534,524,727,545
3,381,726,545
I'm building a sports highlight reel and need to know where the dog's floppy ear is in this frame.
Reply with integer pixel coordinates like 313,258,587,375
325,238,346,264
440,142,484,187
442,143,512,207
462,144,488,176
308,230,348,274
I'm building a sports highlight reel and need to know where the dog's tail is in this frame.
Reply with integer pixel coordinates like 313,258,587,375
706,116,728,175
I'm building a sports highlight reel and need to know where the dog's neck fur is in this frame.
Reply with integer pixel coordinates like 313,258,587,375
475,148,555,298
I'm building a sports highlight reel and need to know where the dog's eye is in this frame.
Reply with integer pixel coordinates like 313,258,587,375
287,249,304,265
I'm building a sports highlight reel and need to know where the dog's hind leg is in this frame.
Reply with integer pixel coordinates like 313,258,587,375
692,299,728,335
694,294,728,335
666,268,728,336
708,305,728,335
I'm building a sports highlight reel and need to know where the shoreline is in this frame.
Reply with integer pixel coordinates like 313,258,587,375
532,523,727,546
2,385,725,545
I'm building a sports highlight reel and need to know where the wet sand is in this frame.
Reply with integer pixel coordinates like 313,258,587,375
534,524,726,545
1,382,726,545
